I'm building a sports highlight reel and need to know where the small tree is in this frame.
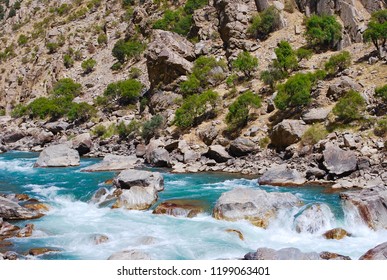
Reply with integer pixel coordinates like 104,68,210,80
52,78,82,99
103,79,142,105
304,14,342,51
232,51,259,78
142,115,164,141
273,41,298,73
112,39,145,63
375,84,387,101
81,58,97,74
324,51,351,76
296,47,313,62
226,91,261,132
46,42,59,54
333,90,366,123
248,6,281,40
17,34,28,46
363,9,387,58
63,54,74,68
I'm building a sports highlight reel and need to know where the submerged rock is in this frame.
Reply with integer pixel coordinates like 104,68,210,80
319,251,351,260
28,248,60,256
359,242,387,260
34,144,80,167
294,204,335,234
323,228,350,240
340,187,387,230
153,200,207,218
108,250,151,260
244,247,321,260
213,188,302,228
258,165,306,186
225,229,244,241
90,234,109,245
0,196,44,220
82,154,143,172
16,224,34,238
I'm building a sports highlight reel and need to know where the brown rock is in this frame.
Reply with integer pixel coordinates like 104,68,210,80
28,248,60,256
320,251,351,260
225,229,244,241
359,242,387,260
16,224,34,238
323,228,350,240
153,200,207,218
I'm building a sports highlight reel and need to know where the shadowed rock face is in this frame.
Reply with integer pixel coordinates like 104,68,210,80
34,144,80,167
340,187,387,230
270,120,307,149
359,242,387,260
213,187,302,228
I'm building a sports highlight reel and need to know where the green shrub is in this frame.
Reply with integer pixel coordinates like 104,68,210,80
66,102,96,122
363,10,387,57
180,75,201,95
52,78,82,99
111,62,122,71
27,97,64,119
56,3,71,16
301,123,328,145
260,68,286,90
304,14,342,50
81,58,97,74
142,115,164,141
97,33,108,45
8,7,16,18
129,67,142,79
247,6,280,40
174,90,219,128
374,116,387,137
11,104,27,118
192,56,226,87
17,34,28,46
333,90,366,123
232,51,259,78
46,42,59,54
273,41,298,73
92,124,107,137
117,120,141,139
324,51,351,75
103,79,142,105
63,54,74,68
112,39,145,63
375,85,387,101
296,47,313,62
226,91,261,132
184,0,207,14
274,71,325,110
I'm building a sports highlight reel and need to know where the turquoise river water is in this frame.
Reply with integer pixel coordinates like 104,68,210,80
0,151,386,260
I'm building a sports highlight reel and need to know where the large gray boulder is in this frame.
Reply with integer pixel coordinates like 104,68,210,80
0,196,44,220
108,250,151,260
34,144,80,167
146,30,195,90
228,137,258,157
302,107,331,124
293,204,335,233
71,133,92,156
270,120,307,149
359,242,387,260
340,187,387,230
323,143,357,175
206,145,233,163
258,165,306,186
146,147,171,167
82,155,143,172
213,188,302,228
112,169,164,210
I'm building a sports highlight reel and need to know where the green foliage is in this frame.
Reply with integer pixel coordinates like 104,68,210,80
273,41,298,73
111,62,122,71
129,67,142,79
153,9,192,36
92,124,107,137
102,79,142,105
122,0,135,7
174,90,219,128
363,9,387,57
81,58,97,74
56,3,71,16
295,47,313,62
247,6,280,40
66,102,96,122
117,120,141,139
232,51,259,78
333,90,366,123
226,91,261,132
304,14,342,50
17,34,28,46
374,116,387,137
46,42,59,54
260,68,286,90
192,56,226,87
301,123,329,145
142,115,164,141
112,39,145,63
97,33,107,45
184,0,207,14
0,108,5,116
274,71,325,110
63,54,74,68
52,78,82,98
375,85,387,100
324,51,351,75
8,7,16,18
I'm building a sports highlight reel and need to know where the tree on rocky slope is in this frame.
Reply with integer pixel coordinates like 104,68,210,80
304,15,342,51
363,9,387,58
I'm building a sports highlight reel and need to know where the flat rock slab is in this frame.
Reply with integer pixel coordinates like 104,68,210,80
34,144,80,167
82,155,143,172
258,165,306,186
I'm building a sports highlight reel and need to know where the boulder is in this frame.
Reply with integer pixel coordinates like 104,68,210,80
90,234,109,245
71,133,93,156
359,242,387,260
228,137,258,157
340,187,387,230
108,250,151,260
197,124,219,145
112,169,164,210
90,187,119,207
302,107,331,124
258,165,306,186
244,247,321,260
293,204,335,233
0,196,44,220
213,188,302,228
206,145,233,163
323,143,357,175
34,144,80,167
0,220,20,239
270,120,307,149
82,155,143,172
16,224,34,238
146,30,195,90
28,248,60,256
1,129,25,143
323,228,350,240
319,251,351,260
44,121,70,134
153,200,207,218
327,77,362,101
